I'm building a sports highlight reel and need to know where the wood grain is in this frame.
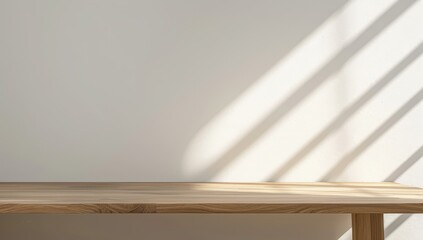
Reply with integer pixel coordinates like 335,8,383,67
352,213,384,240
1,182,423,214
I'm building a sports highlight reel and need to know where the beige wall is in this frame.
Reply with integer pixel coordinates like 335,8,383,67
0,0,422,239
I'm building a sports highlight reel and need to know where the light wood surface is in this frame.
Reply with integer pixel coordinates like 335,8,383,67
1,182,423,214
352,214,384,240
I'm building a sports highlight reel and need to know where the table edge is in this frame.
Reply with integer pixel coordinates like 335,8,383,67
1,203,423,214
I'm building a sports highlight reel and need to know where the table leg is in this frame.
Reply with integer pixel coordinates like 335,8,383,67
352,213,384,240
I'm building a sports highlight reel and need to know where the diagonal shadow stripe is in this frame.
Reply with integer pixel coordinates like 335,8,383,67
385,214,412,238
192,0,418,181
385,145,423,181
321,87,423,181
267,42,423,181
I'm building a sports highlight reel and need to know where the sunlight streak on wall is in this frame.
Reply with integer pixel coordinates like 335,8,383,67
183,0,399,178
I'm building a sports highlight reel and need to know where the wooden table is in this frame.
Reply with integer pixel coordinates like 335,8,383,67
1,182,423,240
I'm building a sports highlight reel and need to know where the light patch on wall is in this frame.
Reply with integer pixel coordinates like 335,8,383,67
182,0,399,180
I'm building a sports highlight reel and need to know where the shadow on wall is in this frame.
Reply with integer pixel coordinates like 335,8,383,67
183,0,423,181
268,42,423,182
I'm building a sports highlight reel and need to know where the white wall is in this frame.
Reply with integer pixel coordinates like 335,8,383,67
0,0,422,239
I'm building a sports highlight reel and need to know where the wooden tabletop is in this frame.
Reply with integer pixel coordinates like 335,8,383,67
1,182,423,214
